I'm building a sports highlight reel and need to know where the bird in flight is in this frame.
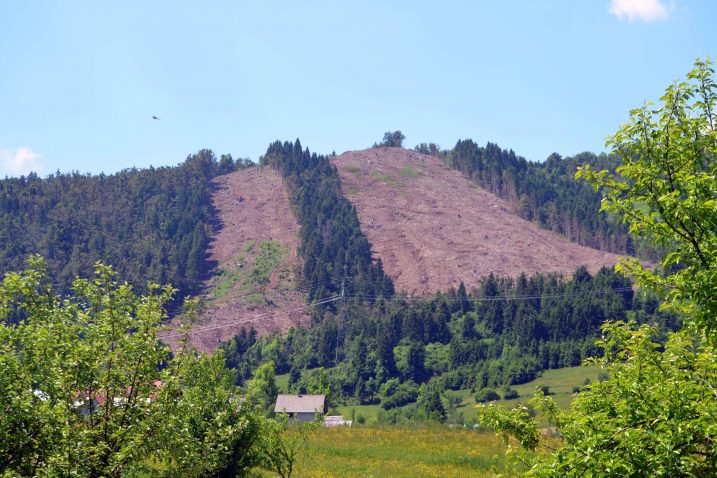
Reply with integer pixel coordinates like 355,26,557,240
152,115,160,120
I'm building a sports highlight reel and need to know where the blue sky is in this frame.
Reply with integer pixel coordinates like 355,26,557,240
1,0,715,177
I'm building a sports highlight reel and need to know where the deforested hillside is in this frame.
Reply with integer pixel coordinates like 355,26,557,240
222,140,678,411
445,140,644,254
174,166,309,352
332,147,623,295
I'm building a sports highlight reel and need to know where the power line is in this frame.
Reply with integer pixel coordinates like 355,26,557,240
157,285,633,340
345,286,634,303
293,278,343,294
157,294,342,339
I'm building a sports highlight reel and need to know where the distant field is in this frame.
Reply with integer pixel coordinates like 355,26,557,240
460,364,601,411
329,365,600,425
336,404,383,423
291,426,510,478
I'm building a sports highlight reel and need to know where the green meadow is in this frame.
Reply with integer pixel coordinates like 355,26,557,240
285,426,512,478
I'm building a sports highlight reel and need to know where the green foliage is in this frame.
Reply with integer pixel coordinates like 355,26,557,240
226,266,674,408
381,381,419,410
398,165,423,177
228,140,675,421
479,58,717,477
475,388,501,403
413,142,443,156
151,350,264,477
481,323,717,476
370,170,399,185
578,58,717,340
424,342,451,374
502,388,519,400
258,414,318,478
249,360,278,414
557,322,717,477
443,389,463,412
0,257,262,477
0,150,252,308
342,164,361,174
304,367,330,395
376,130,406,148
418,383,447,422
210,240,288,302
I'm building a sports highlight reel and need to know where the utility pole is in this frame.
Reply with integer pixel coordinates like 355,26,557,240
335,277,345,367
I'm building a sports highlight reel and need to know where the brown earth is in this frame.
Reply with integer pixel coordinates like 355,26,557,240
163,166,308,352
332,147,623,295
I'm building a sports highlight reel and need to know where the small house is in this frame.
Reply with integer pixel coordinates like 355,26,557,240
274,394,326,422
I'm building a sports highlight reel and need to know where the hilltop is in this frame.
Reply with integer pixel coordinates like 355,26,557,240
332,147,622,295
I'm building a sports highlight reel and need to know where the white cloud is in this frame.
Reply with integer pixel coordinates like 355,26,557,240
609,0,670,22
0,147,44,176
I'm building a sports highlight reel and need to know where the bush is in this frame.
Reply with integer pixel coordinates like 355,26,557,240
475,388,500,403
503,388,519,400
537,385,552,395
375,130,405,148
381,381,419,410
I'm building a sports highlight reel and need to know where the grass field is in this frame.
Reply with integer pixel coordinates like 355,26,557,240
336,404,383,423
258,366,598,477
290,426,510,477
459,364,601,411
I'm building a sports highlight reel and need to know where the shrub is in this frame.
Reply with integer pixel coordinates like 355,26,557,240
475,388,500,403
503,388,519,400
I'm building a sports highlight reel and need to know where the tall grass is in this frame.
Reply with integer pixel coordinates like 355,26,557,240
293,426,510,477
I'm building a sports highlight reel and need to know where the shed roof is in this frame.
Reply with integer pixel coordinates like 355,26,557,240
274,394,325,413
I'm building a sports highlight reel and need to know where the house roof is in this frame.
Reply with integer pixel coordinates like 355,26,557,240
274,394,325,413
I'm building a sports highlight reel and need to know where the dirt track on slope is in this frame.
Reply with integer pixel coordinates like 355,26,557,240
164,167,308,352
332,147,623,295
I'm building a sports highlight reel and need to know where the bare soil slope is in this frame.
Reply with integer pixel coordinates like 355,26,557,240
167,167,308,352
333,147,623,295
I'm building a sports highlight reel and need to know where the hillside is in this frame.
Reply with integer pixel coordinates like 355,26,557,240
169,166,308,352
0,150,240,305
332,147,622,295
